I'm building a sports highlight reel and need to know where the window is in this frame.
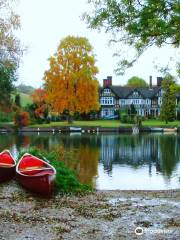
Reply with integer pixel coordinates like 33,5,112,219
120,100,125,105
132,91,139,98
104,88,111,94
102,108,114,117
100,97,114,105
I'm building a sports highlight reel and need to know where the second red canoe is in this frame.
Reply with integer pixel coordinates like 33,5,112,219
16,153,56,196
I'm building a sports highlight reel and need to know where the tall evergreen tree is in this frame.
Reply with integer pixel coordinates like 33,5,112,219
130,104,136,115
15,94,21,107
160,75,176,123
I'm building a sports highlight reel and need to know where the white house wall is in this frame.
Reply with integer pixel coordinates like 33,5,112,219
99,87,178,118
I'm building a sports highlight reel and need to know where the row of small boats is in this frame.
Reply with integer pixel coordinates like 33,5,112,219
0,150,56,196
150,127,177,132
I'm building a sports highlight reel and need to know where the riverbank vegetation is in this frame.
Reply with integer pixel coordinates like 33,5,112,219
18,148,92,194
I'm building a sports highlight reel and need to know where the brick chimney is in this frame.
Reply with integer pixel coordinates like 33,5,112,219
103,76,112,87
157,77,163,87
149,76,152,89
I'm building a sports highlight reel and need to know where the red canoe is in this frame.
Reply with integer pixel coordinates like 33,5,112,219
0,150,16,182
16,153,56,196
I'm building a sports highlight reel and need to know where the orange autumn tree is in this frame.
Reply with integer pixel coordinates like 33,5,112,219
43,36,100,122
31,88,48,119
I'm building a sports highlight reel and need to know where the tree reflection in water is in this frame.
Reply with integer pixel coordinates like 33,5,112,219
159,134,180,178
100,133,180,177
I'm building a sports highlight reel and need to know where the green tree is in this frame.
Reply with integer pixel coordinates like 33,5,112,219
160,74,176,123
176,85,180,93
126,76,148,87
84,0,180,74
44,36,100,123
0,61,16,112
130,104,136,115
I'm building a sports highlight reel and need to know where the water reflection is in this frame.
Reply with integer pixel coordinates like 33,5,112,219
100,134,180,178
0,132,179,190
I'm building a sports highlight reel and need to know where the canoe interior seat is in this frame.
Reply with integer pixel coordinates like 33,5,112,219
19,166,49,171
0,162,14,167
20,168,54,176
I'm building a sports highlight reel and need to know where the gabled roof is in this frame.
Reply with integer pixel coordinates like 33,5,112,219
136,87,161,98
100,86,161,99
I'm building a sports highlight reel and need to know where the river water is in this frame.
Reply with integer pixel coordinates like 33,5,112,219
0,132,180,190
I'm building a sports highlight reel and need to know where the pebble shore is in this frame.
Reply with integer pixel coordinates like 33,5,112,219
0,181,179,240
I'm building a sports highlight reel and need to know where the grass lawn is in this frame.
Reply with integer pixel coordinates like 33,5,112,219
19,92,32,107
1,120,180,129
30,119,180,128
0,122,13,128
142,119,180,127
30,120,126,128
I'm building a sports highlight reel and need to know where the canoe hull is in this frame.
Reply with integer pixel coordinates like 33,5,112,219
0,166,16,183
16,173,56,196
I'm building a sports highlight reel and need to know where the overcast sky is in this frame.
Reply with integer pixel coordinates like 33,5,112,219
16,0,180,88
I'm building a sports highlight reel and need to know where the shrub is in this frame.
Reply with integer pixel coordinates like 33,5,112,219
121,114,135,124
121,114,128,123
135,115,142,127
119,108,128,120
14,111,30,128
0,111,13,122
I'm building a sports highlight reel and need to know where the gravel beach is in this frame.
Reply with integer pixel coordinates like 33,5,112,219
0,181,179,240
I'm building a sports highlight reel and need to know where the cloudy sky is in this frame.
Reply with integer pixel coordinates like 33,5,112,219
16,0,179,88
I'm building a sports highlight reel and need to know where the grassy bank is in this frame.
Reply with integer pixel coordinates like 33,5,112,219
0,122,13,128
1,119,180,129
30,120,124,128
30,119,180,128
142,119,180,127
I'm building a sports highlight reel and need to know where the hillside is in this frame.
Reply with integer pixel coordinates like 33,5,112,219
19,92,32,107
16,84,35,94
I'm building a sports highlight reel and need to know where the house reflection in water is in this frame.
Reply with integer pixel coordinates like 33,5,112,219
100,133,180,178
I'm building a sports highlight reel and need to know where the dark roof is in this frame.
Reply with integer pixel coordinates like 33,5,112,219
100,86,161,99
136,87,161,98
